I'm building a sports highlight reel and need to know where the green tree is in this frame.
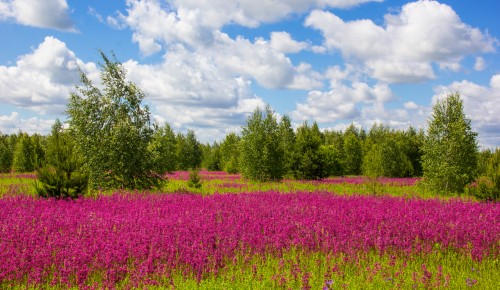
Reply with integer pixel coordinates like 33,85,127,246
324,130,345,176
176,130,202,170
362,125,413,178
148,122,178,174
12,133,35,172
362,137,413,178
67,51,161,189
403,127,424,177
279,115,295,177
422,93,478,193
31,134,46,166
239,105,284,181
319,145,344,177
220,133,240,173
35,120,88,199
203,142,222,171
477,149,493,177
0,134,14,172
343,124,363,175
292,122,327,180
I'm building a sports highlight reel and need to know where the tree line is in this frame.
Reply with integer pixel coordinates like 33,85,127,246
0,52,498,201
202,109,425,180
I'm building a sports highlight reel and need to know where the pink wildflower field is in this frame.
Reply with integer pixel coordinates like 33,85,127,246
0,172,499,289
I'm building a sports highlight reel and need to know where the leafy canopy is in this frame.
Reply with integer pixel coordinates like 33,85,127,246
67,51,162,189
239,105,284,181
422,93,478,193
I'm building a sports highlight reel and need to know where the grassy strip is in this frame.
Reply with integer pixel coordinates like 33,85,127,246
0,174,36,197
0,172,477,201
161,178,468,201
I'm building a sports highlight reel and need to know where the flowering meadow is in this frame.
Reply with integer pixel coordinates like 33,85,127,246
0,172,499,289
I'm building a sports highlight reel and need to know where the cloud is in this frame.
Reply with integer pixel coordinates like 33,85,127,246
474,56,486,71
112,0,383,53
0,36,98,115
433,74,500,148
152,94,266,142
0,36,267,142
0,0,76,31
0,112,54,134
269,31,308,54
292,81,395,123
138,0,383,30
123,45,269,141
305,0,497,83
108,1,324,90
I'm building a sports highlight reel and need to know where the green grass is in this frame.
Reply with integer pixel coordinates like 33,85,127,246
0,173,36,197
161,177,471,201
0,172,478,201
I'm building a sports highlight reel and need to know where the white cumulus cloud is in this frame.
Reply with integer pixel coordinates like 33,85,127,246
270,31,308,54
0,0,75,31
305,0,497,83
292,81,395,123
123,45,269,140
0,36,98,115
109,1,323,90
0,112,54,134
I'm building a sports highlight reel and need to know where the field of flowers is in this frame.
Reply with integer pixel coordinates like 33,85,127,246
0,172,499,289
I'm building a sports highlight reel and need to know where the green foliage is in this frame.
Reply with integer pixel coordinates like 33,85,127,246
31,134,46,166
403,127,425,176
187,168,202,189
220,133,240,173
279,115,296,177
343,124,363,175
67,51,162,190
176,130,202,170
319,145,344,177
466,149,500,202
0,134,14,173
239,105,284,181
477,149,493,176
362,125,414,178
362,143,385,178
203,142,222,171
35,120,88,199
465,177,499,202
149,123,178,174
12,133,35,172
292,122,327,180
422,93,478,193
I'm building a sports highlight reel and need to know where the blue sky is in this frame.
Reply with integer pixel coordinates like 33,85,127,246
0,0,499,148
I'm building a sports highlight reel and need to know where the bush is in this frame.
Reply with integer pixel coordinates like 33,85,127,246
465,177,499,202
35,165,88,199
466,149,500,202
187,168,202,189
34,120,88,199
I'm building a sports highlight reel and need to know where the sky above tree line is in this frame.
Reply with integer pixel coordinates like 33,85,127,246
0,0,499,147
